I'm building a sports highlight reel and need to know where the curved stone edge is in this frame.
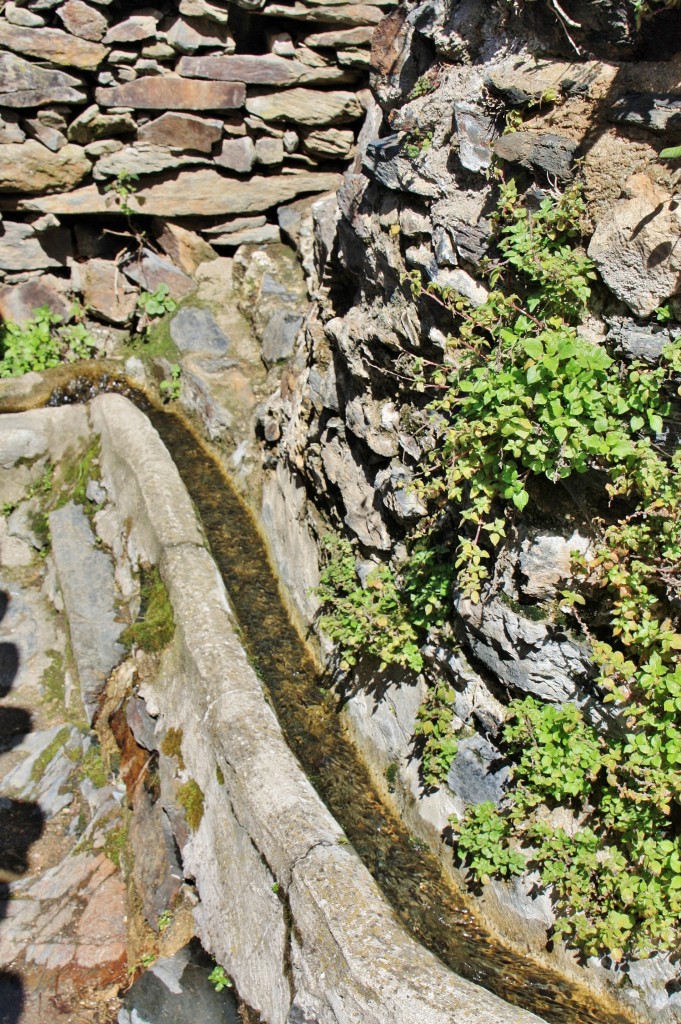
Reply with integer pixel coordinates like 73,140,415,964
28,391,544,1024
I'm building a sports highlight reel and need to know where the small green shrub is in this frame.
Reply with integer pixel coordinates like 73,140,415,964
138,284,177,320
0,305,97,378
414,682,459,788
159,363,181,402
208,964,232,992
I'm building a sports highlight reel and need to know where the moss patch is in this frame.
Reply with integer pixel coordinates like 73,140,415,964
30,726,70,783
121,567,175,654
177,779,204,831
215,765,225,786
103,822,128,868
78,743,108,788
58,437,101,508
41,649,65,705
161,727,185,770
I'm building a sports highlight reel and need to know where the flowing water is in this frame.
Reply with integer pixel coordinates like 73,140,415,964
3,368,634,1024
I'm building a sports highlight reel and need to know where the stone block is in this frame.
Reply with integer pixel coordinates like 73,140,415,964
137,111,222,152
96,78,246,111
0,52,87,107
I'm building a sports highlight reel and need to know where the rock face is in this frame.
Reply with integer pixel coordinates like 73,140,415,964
0,140,90,193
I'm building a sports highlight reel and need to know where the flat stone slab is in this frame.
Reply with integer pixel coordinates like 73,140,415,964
96,78,245,111
170,306,230,354
49,501,125,722
0,52,87,108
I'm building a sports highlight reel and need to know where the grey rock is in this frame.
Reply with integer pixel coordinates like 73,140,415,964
93,142,210,180
518,531,589,601
6,2,45,27
246,88,363,125
58,0,108,41
588,173,681,317
447,735,509,806
399,206,431,236
214,136,256,173
255,136,284,165
170,306,229,355
608,94,681,133
363,134,441,198
493,131,577,181
0,221,72,271
304,127,354,158
103,14,158,44
49,502,126,721
484,57,606,107
454,101,496,173
0,274,70,323
261,310,304,366
345,395,399,457
433,225,457,267
0,112,25,144
119,940,240,1024
607,319,677,364
123,249,197,301
24,118,67,152
375,463,427,522
137,112,222,153
449,219,491,267
130,786,183,929
165,16,236,54
211,224,281,246
126,695,158,752
67,104,136,144
457,595,593,705
320,430,391,549
0,22,108,70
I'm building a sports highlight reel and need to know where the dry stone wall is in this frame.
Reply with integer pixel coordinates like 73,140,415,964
0,0,383,326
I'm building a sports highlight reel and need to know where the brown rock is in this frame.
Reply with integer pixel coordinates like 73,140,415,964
103,15,158,44
0,275,71,324
153,221,218,274
177,54,349,86
67,104,136,144
255,136,284,165
246,88,363,125
15,170,343,217
304,127,354,157
58,0,108,42
166,16,236,53
0,112,25,144
0,23,108,71
93,143,210,180
178,0,230,23
0,141,91,194
370,5,408,75
96,77,245,111
80,259,138,324
122,248,197,299
0,220,72,270
304,26,375,46
24,118,67,152
137,112,222,152
0,52,87,108
215,136,255,173
261,3,384,24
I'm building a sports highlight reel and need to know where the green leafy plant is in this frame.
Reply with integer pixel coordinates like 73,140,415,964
403,129,433,160
159,363,182,402
208,964,233,992
104,170,140,217
137,284,177,320
414,682,459,788
0,305,97,378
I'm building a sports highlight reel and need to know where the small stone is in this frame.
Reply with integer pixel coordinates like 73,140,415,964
0,112,25,144
493,130,577,182
67,104,136,144
165,16,235,54
141,41,176,60
0,22,108,70
255,136,284,165
178,0,230,23
0,220,71,270
304,26,375,47
170,305,229,354
0,274,70,323
0,141,91,194
608,93,681,133
103,15,158,44
24,118,67,152
202,215,266,236
268,31,295,56
138,112,222,153
107,49,137,65
283,129,299,153
304,127,354,158
447,735,509,806
123,249,197,300
5,2,45,27
84,138,123,158
214,136,255,173
454,101,495,173
398,206,430,236
211,224,281,246
433,225,457,267
153,221,217,275
58,0,108,41
93,143,210,180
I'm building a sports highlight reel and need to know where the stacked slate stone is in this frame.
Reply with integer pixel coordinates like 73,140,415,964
0,0,385,326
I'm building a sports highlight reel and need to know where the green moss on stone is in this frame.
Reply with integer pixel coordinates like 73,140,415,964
121,567,175,654
161,727,185,770
30,726,70,783
177,779,204,831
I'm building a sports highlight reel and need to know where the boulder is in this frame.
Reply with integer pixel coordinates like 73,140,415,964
588,174,681,317
0,23,108,70
79,258,138,325
0,52,87,107
246,88,363,125
138,112,222,153
16,171,343,217
0,141,90,194
96,78,245,111
58,0,108,41
0,220,72,270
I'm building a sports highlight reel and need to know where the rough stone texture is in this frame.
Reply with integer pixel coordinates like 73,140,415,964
154,221,217,275
17,171,343,217
0,140,90,194
454,101,496,173
0,220,72,270
122,248,197,300
166,16,236,54
588,173,681,317
304,127,355,157
0,22,108,69
607,319,676,365
246,88,363,125
177,53,349,86
170,305,230,354
93,142,210,180
608,93,681,133
130,787,183,929
0,52,88,106
215,136,255,173
137,112,223,152
49,502,126,721
0,274,70,322
493,130,577,181
96,78,246,111
446,736,509,807
103,14,158,44
58,0,108,41
79,257,138,324
67,104,136,144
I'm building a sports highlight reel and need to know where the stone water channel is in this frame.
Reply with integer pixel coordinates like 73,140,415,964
0,368,634,1024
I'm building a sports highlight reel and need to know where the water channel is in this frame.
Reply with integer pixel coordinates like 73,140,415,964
3,367,633,1024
